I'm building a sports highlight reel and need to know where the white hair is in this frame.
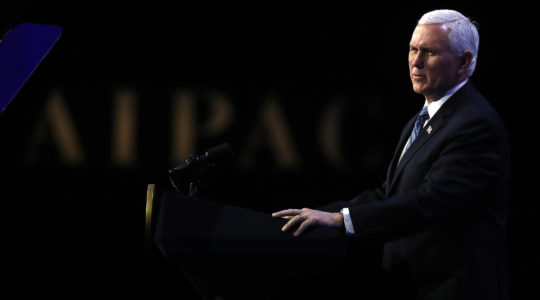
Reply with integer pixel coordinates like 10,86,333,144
418,9,479,77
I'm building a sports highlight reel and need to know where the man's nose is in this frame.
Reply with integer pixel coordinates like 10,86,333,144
411,53,424,69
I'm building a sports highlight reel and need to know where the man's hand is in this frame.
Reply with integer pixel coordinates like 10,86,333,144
272,208,344,237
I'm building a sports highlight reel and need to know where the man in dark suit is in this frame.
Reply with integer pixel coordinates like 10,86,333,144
273,9,510,300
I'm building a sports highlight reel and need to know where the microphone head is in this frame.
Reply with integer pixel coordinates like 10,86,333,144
169,143,234,195
205,143,234,164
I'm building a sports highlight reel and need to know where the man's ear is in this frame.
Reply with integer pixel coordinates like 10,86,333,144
460,50,474,70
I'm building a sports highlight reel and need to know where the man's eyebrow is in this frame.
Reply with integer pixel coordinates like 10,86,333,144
410,44,439,53
422,46,440,52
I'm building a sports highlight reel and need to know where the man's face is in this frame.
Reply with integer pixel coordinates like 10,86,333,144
408,24,463,102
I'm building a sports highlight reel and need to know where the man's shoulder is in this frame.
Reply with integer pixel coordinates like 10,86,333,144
454,82,502,121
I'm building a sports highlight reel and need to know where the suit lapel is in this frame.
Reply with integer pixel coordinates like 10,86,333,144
386,82,472,194
385,115,416,195
388,116,446,190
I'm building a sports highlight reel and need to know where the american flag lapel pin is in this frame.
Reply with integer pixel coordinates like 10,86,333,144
426,126,432,134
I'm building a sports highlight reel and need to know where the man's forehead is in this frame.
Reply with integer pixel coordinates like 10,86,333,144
410,24,450,46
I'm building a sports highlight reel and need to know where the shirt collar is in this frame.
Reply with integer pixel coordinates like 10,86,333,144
424,79,468,118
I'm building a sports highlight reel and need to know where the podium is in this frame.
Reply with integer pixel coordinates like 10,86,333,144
149,189,350,298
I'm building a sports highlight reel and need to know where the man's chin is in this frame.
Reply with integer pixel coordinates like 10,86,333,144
412,85,427,95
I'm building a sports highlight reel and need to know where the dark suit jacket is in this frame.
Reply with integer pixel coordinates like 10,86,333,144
327,82,510,300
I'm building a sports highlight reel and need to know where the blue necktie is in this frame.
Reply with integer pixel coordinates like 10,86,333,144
405,106,430,152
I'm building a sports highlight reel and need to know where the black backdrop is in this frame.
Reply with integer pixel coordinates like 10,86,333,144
0,1,538,298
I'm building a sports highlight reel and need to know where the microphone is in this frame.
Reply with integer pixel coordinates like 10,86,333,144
203,143,234,166
169,143,234,195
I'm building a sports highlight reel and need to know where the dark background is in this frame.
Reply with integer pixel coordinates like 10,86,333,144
1,1,537,298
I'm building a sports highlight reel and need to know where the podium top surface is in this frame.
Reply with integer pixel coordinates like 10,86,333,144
154,192,346,258
0,22,62,113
